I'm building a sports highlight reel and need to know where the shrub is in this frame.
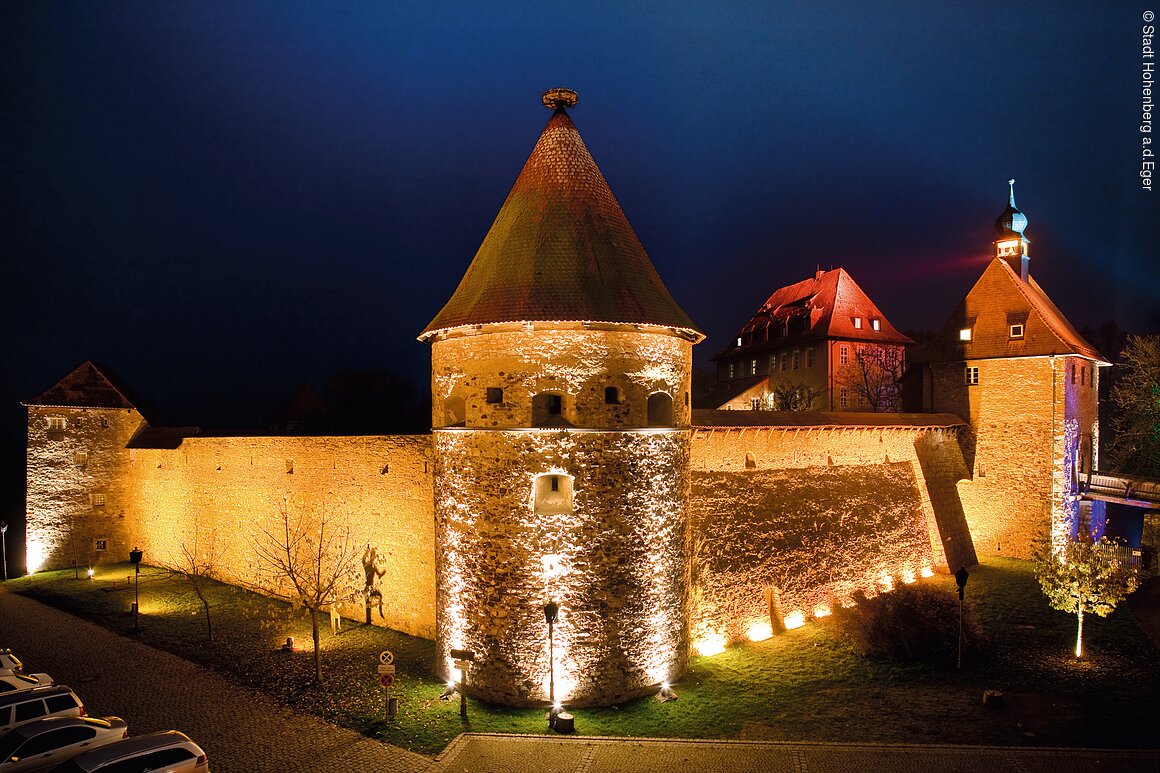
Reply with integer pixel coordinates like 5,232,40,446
837,584,986,666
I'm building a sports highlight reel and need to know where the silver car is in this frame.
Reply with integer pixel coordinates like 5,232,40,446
47,731,208,773
0,716,128,772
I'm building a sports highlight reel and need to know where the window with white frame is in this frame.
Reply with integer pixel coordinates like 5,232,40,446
839,387,848,408
871,318,881,331
965,366,979,386
959,328,973,341
853,317,862,329
750,397,762,410
74,451,88,467
749,358,757,376
47,416,67,431
1009,323,1024,339
840,345,849,365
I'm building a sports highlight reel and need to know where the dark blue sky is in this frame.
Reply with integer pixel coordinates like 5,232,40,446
3,0,1157,430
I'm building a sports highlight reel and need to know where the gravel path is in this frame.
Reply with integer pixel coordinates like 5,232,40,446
0,588,431,772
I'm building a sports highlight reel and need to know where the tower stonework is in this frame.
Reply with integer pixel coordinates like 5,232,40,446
421,91,703,707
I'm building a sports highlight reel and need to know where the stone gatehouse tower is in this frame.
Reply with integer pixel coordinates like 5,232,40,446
419,89,703,707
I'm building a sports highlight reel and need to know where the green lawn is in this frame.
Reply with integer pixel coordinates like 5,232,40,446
7,557,1159,755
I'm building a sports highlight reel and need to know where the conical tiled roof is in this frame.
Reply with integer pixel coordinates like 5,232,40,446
420,98,701,341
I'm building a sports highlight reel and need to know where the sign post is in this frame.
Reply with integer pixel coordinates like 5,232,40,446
449,648,474,719
377,651,397,719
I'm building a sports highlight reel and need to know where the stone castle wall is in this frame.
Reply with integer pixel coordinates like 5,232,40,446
434,428,690,707
931,355,1101,558
688,424,973,647
125,434,436,638
25,406,145,574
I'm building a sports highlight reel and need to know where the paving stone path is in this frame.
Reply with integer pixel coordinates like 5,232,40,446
0,588,432,772
5,588,1158,772
431,733,1160,773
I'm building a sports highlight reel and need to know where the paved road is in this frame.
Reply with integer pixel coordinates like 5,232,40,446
0,588,431,772
5,588,1158,772
432,734,1160,773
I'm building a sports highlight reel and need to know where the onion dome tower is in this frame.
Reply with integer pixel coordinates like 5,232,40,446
420,89,702,707
993,178,1030,281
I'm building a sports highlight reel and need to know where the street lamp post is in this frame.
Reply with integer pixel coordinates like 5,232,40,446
129,547,143,631
543,600,559,728
0,521,7,582
955,566,970,670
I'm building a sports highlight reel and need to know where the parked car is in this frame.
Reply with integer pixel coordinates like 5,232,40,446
0,670,53,695
0,716,127,772
47,731,208,772
0,686,84,735
0,653,22,674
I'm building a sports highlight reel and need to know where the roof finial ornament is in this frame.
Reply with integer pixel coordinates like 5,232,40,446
542,88,579,110
1008,178,1016,206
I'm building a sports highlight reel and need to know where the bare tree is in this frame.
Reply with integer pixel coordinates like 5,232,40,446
252,501,359,682
768,381,822,411
174,525,221,641
836,344,905,411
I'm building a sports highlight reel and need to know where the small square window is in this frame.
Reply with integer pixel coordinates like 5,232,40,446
604,386,620,404
486,387,503,404
75,451,89,467
871,319,881,331
965,366,979,386
853,317,863,329
94,539,107,552
91,493,106,507
959,328,973,341
1009,324,1024,339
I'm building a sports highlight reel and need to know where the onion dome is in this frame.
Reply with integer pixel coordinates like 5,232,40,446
994,178,1028,235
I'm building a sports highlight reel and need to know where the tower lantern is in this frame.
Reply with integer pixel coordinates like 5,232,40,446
994,178,1030,281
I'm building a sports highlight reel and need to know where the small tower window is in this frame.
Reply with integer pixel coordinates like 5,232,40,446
532,392,566,426
486,387,504,404
604,386,621,405
1009,324,1024,339
534,474,573,515
965,366,979,386
959,328,973,341
647,392,674,427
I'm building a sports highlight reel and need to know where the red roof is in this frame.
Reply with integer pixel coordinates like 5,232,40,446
24,361,138,411
420,105,701,341
920,259,1106,363
716,268,911,360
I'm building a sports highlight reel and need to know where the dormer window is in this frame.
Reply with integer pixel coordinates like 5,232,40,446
870,319,881,331
853,317,862,329
1009,324,1024,339
736,337,742,347
959,328,973,341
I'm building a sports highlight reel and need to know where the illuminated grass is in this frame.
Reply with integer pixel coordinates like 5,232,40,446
9,556,1160,754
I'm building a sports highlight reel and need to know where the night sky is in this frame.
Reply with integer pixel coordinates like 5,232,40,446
2,2,1158,534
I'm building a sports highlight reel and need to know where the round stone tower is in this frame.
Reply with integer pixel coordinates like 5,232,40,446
419,89,703,708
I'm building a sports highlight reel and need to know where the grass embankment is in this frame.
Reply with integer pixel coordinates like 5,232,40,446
7,557,1160,755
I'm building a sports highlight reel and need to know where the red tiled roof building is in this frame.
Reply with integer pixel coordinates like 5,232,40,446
709,268,912,411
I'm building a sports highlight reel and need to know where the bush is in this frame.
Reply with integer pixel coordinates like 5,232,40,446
837,584,986,666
